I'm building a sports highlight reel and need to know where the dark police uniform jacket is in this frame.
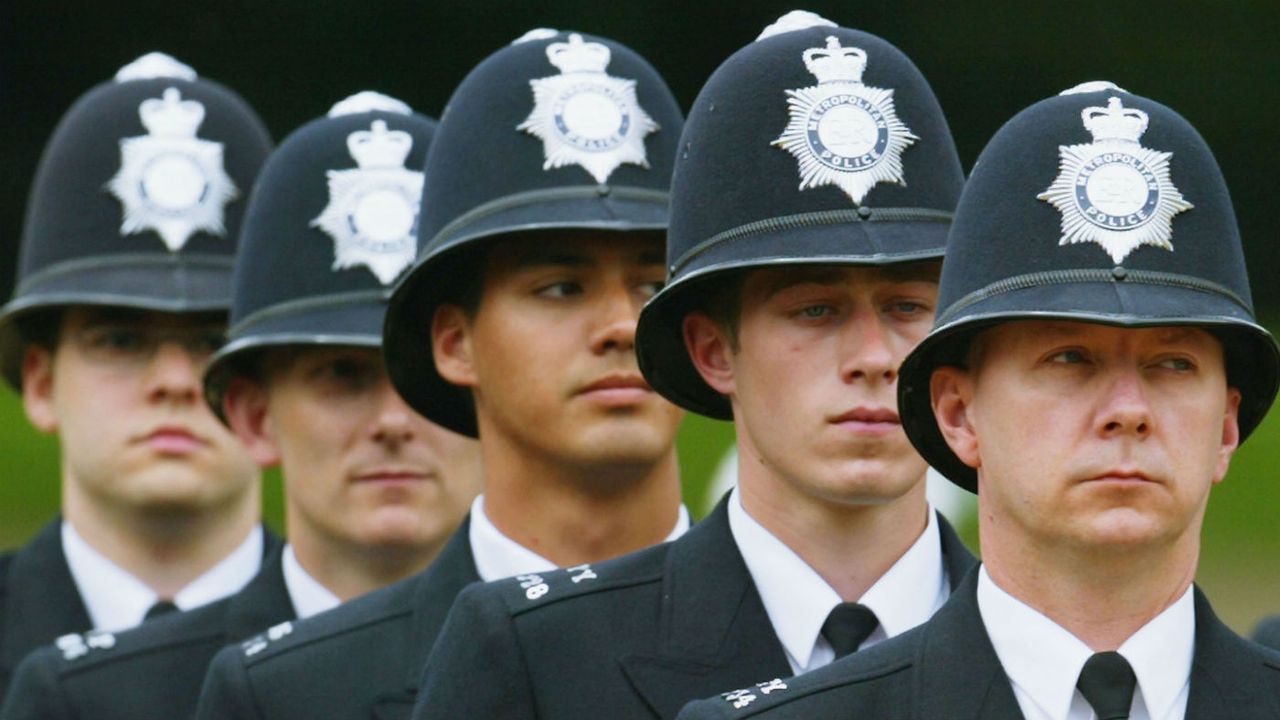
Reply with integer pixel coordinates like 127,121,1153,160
411,499,976,720
0,520,278,703
0,544,293,720
1252,615,1280,651
674,566,1280,720
195,518,477,720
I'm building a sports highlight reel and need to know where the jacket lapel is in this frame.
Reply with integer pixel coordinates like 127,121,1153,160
936,512,978,591
373,518,480,717
221,543,295,639
619,498,791,718
1185,587,1280,719
1,520,92,679
912,566,1023,719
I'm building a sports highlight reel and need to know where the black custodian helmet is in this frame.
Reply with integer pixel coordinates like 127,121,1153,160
384,29,684,436
897,82,1280,492
636,12,964,419
0,53,272,388
204,92,436,421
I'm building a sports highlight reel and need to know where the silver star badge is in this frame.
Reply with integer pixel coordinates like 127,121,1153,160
311,120,423,285
774,36,917,205
518,33,657,183
1038,96,1193,263
107,88,238,251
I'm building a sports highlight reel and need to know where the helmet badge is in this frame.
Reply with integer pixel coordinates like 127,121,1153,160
774,36,917,205
107,87,238,251
519,33,658,183
1038,96,1193,264
312,120,423,285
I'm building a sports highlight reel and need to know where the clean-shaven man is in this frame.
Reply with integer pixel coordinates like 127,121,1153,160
0,53,270,703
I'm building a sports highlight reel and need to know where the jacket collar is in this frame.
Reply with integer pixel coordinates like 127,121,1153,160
936,511,978,592
911,565,1024,719
1,520,92,676
620,496,792,717
1185,586,1280,718
220,543,295,639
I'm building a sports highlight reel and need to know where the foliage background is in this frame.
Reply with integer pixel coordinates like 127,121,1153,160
0,1,1277,632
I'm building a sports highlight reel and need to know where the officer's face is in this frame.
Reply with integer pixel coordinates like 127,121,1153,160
21,307,259,512
434,232,683,472
932,321,1240,556
225,346,481,557
687,263,938,507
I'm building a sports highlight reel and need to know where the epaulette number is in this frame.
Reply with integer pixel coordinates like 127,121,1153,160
516,564,598,602
55,631,115,661
517,574,549,600
241,621,294,657
722,678,788,709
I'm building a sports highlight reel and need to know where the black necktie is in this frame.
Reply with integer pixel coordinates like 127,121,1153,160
144,599,179,621
821,602,879,659
1076,651,1137,720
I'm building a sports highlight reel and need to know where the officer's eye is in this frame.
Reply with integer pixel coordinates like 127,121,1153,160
799,305,834,319
188,331,224,359
637,280,664,299
537,281,583,298
318,357,379,390
884,300,928,316
82,326,149,355
1047,349,1088,364
1157,356,1195,372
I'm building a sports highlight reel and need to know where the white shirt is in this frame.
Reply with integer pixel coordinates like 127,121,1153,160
62,522,264,632
468,494,691,582
280,544,342,620
727,488,950,674
977,566,1194,720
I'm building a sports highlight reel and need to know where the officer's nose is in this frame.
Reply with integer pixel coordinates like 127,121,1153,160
1096,365,1153,440
370,378,415,446
589,281,639,355
145,341,203,405
838,307,896,385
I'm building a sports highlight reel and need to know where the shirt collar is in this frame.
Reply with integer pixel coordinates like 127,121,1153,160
62,522,263,632
727,488,948,672
468,494,691,583
281,544,342,619
977,566,1194,720
1116,581,1195,720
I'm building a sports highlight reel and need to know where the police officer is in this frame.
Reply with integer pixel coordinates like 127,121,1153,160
194,29,687,720
0,92,483,720
677,82,1280,719
0,53,272,703
413,13,976,719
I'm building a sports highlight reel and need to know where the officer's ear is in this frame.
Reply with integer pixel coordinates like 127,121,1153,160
683,311,736,395
931,365,980,470
432,304,478,388
1212,386,1242,486
223,376,281,467
21,344,58,433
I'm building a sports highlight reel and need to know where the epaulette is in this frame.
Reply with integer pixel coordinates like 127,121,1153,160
490,542,669,615
493,563,607,613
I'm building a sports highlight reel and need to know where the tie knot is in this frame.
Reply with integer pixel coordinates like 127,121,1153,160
821,602,879,659
1076,651,1137,720
144,599,179,621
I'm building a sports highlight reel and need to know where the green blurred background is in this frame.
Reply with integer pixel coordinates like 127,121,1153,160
1,1,1278,632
